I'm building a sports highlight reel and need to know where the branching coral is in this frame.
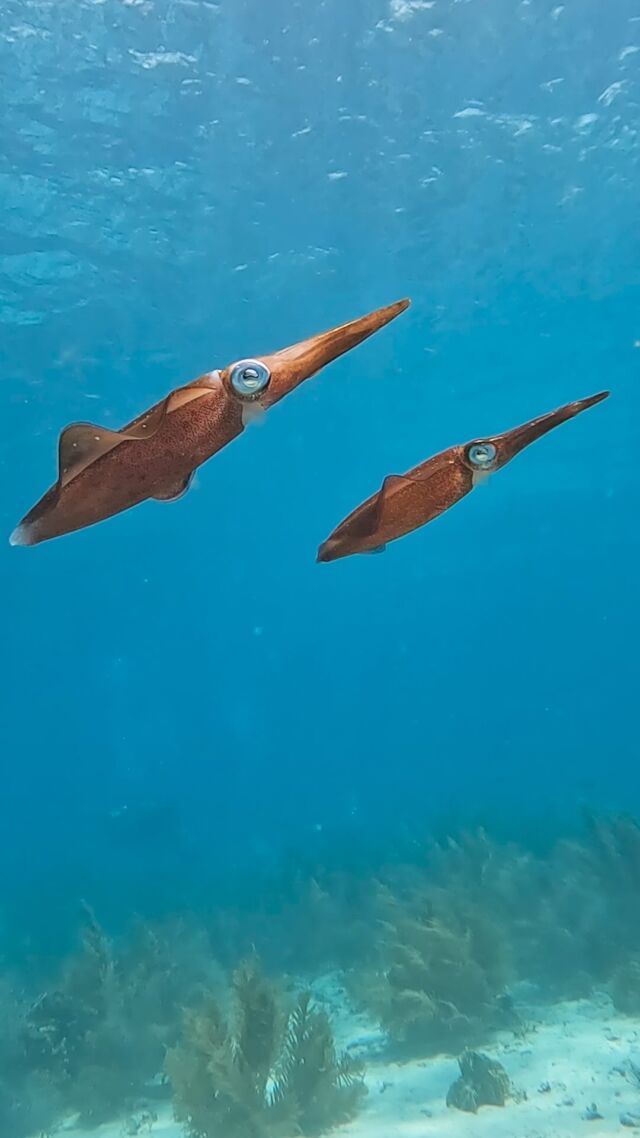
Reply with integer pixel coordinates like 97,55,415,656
428,817,640,999
166,958,366,1138
19,908,222,1129
198,812,640,1021
0,978,65,1138
406,824,637,1000
350,882,513,1055
21,910,152,1126
506,814,640,995
558,814,640,977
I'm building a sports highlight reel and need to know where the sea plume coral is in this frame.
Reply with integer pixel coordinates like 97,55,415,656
349,879,512,1055
166,957,366,1137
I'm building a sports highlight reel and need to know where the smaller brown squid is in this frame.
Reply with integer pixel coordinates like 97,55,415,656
317,390,609,563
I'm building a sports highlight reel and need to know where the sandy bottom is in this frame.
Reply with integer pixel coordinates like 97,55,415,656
57,983,640,1138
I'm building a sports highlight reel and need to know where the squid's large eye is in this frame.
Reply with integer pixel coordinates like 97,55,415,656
229,359,271,400
467,442,497,468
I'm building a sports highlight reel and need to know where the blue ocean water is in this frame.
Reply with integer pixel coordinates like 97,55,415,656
0,2,638,1126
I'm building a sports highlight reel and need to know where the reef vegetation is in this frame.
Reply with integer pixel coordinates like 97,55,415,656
345,876,513,1055
4,813,640,1135
166,958,365,1138
0,906,222,1136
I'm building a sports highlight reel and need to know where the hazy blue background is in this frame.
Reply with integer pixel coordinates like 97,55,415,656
0,0,637,958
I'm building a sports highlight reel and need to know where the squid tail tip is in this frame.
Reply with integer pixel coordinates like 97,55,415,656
585,390,610,406
9,522,34,547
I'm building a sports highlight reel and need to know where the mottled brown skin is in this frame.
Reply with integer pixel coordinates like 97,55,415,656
19,387,244,546
12,298,410,546
317,391,609,562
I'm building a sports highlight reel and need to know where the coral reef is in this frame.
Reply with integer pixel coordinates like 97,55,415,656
167,957,366,1138
446,1049,513,1112
6,811,640,1133
344,817,640,1046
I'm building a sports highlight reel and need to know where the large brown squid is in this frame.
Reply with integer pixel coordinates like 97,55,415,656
317,391,609,563
10,298,410,546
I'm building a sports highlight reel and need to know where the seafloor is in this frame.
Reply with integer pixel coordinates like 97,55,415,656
12,818,640,1138
51,980,640,1138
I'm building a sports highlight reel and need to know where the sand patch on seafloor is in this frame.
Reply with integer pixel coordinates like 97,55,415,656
56,986,640,1138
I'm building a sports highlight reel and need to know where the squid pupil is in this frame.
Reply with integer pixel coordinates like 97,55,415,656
229,359,272,400
469,442,497,467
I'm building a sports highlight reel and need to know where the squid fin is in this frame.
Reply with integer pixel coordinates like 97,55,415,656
58,423,128,488
348,475,410,540
58,380,215,489
165,382,215,414
349,460,459,541
122,381,213,434
152,471,195,502
359,544,387,555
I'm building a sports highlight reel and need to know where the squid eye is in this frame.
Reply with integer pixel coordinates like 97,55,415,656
467,442,497,469
228,359,271,400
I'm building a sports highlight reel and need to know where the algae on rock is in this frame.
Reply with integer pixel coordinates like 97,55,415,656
446,1049,513,1113
166,958,366,1138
